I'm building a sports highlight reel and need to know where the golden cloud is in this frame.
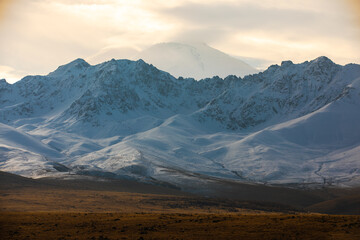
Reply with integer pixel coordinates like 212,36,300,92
0,0,14,22
345,0,360,27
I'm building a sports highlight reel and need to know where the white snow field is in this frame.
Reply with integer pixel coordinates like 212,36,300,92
0,122,66,177
0,56,359,188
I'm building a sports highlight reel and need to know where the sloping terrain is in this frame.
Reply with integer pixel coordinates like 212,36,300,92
0,123,66,177
2,170,360,214
0,56,359,189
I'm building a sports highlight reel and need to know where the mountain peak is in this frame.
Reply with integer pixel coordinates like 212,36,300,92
51,58,90,75
68,58,90,67
0,78,9,88
281,60,293,67
136,58,146,65
311,56,334,66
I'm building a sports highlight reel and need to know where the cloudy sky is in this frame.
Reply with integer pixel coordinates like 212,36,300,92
0,0,359,83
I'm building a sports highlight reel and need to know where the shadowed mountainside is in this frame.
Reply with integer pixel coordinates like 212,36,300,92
2,171,360,214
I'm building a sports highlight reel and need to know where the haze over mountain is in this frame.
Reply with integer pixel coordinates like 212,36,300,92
88,42,259,79
0,56,359,191
135,42,258,79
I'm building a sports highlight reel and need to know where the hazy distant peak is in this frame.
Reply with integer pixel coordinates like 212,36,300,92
135,42,258,79
87,42,259,79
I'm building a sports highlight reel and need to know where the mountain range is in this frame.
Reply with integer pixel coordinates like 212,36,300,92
0,56,359,191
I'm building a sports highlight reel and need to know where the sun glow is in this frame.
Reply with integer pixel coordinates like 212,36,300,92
0,0,359,82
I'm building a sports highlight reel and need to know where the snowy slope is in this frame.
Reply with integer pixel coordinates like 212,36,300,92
69,80,360,186
208,81,360,185
135,42,258,79
195,57,349,130
0,123,66,177
0,56,359,188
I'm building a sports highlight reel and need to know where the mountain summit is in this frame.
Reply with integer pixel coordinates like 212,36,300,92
0,57,359,189
135,42,258,79
88,42,258,79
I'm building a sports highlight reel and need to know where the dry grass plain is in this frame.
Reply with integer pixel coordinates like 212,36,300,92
1,212,360,240
1,171,360,239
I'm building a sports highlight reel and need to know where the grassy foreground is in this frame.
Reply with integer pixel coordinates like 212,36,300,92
1,212,360,240
1,172,360,239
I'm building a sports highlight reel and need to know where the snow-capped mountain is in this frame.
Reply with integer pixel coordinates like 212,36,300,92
0,57,359,188
135,42,258,79
88,42,258,79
